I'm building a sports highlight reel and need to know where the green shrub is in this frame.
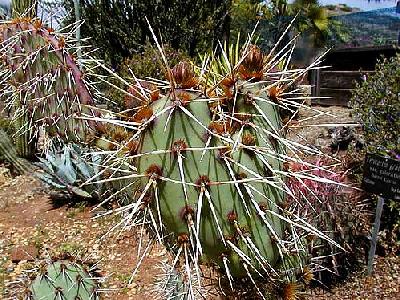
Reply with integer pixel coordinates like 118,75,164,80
63,0,230,67
119,43,190,80
351,54,400,253
350,54,400,159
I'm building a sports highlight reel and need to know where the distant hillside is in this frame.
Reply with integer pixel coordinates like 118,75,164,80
333,7,400,47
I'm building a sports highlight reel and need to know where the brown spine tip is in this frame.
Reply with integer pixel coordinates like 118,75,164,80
94,122,107,135
258,202,268,212
175,91,192,106
195,175,211,190
242,132,256,146
177,233,190,245
171,139,188,155
283,162,290,172
244,91,255,105
268,86,283,103
208,121,232,135
32,19,42,30
278,200,289,211
218,146,231,159
111,127,129,142
125,82,159,108
235,172,247,180
281,282,300,300
180,205,195,223
301,267,314,285
234,113,252,125
227,210,238,223
169,61,198,89
220,77,236,88
145,164,163,179
125,140,139,156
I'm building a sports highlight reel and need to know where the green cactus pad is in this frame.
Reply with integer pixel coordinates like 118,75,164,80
26,260,98,300
135,79,288,277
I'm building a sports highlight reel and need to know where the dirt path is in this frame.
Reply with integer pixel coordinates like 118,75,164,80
308,256,400,299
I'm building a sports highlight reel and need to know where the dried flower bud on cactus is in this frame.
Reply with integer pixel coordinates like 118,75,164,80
239,45,264,81
168,61,198,89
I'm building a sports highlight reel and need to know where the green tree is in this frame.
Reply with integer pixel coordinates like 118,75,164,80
230,0,347,50
64,0,231,67
229,0,264,40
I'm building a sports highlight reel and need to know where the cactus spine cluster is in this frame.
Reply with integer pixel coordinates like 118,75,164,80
23,260,99,300
0,17,97,157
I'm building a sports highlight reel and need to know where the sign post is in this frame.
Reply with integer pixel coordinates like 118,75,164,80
366,196,384,275
362,153,400,275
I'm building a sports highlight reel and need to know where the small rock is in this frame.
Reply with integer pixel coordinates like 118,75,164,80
10,245,38,263
0,167,11,186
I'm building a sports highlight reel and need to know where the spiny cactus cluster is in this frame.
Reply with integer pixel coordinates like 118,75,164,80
18,259,100,300
287,159,369,282
91,33,342,298
0,17,98,157
0,12,346,298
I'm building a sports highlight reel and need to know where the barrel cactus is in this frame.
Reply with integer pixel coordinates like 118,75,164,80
23,260,100,299
0,16,98,157
94,37,341,298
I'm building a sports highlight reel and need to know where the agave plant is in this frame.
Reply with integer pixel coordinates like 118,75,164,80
36,143,102,198
87,26,344,299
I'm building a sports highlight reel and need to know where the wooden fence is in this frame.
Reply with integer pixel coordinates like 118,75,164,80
310,69,375,106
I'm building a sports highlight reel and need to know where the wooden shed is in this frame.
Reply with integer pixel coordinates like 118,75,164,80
311,45,400,106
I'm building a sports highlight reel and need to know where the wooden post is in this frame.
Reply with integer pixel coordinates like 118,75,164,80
311,69,321,99
367,196,385,275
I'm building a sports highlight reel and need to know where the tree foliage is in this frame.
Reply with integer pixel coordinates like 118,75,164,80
230,0,348,51
350,54,400,158
64,0,231,67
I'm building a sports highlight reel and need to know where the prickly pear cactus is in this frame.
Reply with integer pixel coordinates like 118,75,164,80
135,59,287,279
91,39,343,299
0,17,98,156
24,260,99,300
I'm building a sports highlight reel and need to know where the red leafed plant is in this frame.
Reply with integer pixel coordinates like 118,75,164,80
286,158,370,285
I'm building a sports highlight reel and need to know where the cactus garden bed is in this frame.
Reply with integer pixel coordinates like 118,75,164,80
1,14,399,299
1,105,398,299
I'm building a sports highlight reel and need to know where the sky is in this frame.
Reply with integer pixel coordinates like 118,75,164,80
317,0,398,10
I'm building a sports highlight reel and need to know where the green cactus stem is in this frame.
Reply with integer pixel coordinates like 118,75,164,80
134,59,289,279
0,127,33,173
